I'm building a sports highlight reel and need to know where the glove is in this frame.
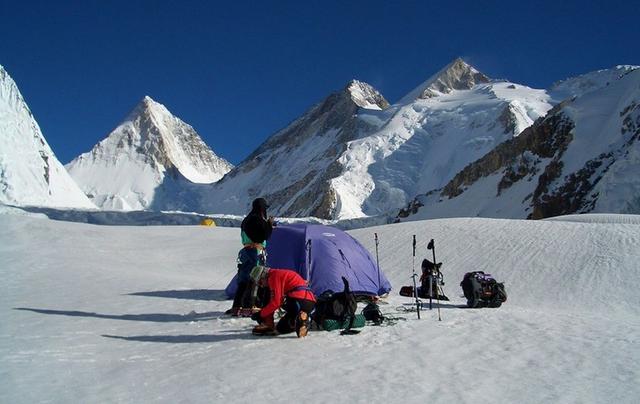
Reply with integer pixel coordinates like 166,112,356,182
251,311,263,323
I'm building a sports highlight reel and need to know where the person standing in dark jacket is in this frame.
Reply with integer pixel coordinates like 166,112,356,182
228,197,275,316
241,197,274,247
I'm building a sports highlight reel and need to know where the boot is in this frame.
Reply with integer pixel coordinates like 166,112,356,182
252,324,277,336
295,311,310,338
225,307,241,317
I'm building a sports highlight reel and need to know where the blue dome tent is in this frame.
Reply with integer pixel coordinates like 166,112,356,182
225,224,392,298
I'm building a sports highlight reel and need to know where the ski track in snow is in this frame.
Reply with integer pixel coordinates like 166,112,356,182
1,213,639,403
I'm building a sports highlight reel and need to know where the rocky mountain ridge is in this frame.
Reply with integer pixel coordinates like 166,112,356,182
200,80,391,218
398,66,640,221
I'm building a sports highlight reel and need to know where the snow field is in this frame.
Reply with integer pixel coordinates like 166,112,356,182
1,213,639,403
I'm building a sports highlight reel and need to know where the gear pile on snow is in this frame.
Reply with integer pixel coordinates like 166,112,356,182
460,271,507,308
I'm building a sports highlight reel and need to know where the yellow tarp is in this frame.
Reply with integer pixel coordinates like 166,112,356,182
200,218,216,226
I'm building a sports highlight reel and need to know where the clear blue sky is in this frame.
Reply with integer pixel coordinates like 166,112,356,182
1,0,638,165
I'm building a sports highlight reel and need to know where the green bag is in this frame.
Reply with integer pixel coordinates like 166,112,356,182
321,314,366,331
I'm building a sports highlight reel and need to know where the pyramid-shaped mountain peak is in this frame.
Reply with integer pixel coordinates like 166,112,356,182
399,58,491,103
66,95,233,210
126,95,168,120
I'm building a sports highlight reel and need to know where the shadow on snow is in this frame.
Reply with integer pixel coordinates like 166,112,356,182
127,289,229,301
14,307,225,322
102,330,255,344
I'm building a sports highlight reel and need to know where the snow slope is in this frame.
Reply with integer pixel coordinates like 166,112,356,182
334,80,552,218
402,67,640,221
549,65,639,101
0,65,95,209
2,212,639,403
66,96,232,211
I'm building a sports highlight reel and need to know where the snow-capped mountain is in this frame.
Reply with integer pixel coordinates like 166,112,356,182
66,96,232,210
398,66,640,221
0,65,95,209
197,80,391,218
331,60,553,219
195,59,553,220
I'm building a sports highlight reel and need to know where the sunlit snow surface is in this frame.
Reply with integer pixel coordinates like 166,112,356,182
1,209,639,403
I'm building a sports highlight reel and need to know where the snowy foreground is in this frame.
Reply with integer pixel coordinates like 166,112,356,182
1,211,639,403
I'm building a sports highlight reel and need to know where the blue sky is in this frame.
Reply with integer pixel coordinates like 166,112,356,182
1,0,638,165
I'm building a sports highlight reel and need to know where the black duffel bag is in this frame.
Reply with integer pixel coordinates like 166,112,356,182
460,271,507,308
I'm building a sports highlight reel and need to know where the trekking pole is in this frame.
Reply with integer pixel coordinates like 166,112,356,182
427,239,442,322
374,233,381,294
412,235,421,319
428,260,433,310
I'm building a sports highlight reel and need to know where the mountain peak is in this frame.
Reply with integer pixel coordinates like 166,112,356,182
0,65,96,208
139,95,158,109
67,94,233,210
399,57,491,103
345,80,390,110
138,95,160,109
125,95,172,123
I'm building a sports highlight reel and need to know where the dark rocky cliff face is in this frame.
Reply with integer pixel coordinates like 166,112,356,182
529,97,640,219
528,153,612,219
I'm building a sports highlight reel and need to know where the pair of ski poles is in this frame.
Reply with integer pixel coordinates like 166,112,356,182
374,233,442,321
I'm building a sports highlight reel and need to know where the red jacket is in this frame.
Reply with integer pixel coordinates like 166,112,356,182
260,269,316,321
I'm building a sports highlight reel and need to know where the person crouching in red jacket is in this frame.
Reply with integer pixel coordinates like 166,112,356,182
249,266,316,338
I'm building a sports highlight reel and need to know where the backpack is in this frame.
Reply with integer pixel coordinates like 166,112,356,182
313,277,358,330
418,258,449,301
460,271,507,308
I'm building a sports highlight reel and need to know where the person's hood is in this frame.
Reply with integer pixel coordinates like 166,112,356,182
251,198,269,213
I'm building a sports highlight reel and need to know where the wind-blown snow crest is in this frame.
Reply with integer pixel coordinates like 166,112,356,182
0,65,95,209
549,65,639,101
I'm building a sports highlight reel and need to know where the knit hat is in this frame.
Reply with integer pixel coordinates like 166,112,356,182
252,198,269,211
250,265,268,283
